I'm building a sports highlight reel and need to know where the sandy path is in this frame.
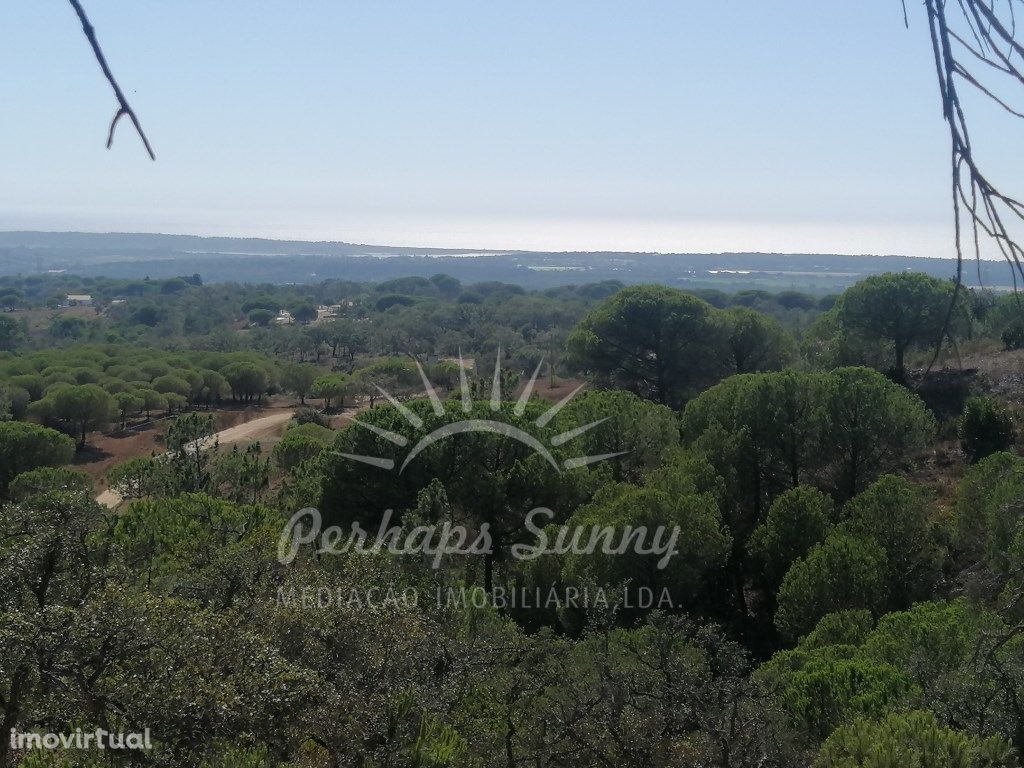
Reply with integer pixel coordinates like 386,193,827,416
187,410,295,451
95,488,124,509
96,410,294,509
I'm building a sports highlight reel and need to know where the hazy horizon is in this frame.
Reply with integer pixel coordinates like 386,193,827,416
0,223,966,260
0,218,968,260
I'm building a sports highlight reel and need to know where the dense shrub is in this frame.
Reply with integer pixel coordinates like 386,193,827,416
1001,318,1024,350
816,710,1016,767
959,395,1015,463
292,405,330,427
0,421,76,496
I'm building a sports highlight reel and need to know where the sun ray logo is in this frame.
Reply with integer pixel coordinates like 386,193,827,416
337,349,627,473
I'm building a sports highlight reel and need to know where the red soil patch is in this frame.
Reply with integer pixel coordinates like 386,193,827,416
76,399,297,490
526,377,585,402
73,423,166,485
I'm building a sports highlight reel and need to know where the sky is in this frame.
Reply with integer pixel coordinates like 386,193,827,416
1,1,1019,257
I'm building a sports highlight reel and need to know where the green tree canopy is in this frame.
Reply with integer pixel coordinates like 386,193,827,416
815,710,1016,768
111,493,280,605
7,466,91,501
290,302,318,324
29,383,116,448
222,361,270,402
272,422,334,472
0,421,76,496
567,285,727,408
113,391,144,427
762,599,1024,758
281,363,317,404
818,367,935,500
247,307,276,327
952,451,1024,597
0,314,24,351
721,305,795,374
560,482,730,613
775,533,888,640
320,397,585,592
959,395,1015,464
835,272,957,381
553,388,680,482
840,475,945,610
681,367,934,534
748,486,835,592
311,373,349,410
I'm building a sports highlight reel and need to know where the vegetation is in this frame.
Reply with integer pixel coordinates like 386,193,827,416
1,270,1024,766
0,422,75,496
959,395,1016,463
832,273,956,382
568,285,729,407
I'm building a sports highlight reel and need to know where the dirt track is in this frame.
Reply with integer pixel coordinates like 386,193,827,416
92,382,580,510
96,410,295,509
186,409,295,451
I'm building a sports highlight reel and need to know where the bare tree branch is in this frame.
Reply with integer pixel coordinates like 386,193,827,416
67,0,155,160
917,0,1024,371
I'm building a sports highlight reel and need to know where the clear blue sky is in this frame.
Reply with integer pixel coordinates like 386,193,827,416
1,1,1017,256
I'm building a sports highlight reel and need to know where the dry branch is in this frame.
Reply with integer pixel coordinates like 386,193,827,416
916,0,1024,369
68,0,155,160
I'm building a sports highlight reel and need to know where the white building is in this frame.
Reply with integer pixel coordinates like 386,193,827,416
314,304,346,323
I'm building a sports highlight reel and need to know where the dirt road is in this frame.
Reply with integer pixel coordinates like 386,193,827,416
96,410,295,509
186,409,295,452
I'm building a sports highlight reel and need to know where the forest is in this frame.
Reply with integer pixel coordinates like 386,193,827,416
2,269,1024,767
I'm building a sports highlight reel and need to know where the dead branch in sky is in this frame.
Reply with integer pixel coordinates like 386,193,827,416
917,0,1024,370
923,0,1024,277
68,0,155,160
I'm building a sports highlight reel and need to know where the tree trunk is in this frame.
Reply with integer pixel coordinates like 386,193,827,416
1,707,20,768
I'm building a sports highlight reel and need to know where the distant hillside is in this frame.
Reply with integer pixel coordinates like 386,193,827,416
0,230,1017,293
